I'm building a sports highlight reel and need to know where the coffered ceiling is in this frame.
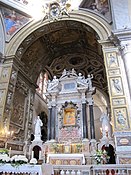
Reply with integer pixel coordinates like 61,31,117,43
17,20,108,94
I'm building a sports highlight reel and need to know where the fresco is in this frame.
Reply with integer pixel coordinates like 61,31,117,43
9,0,30,6
87,0,111,21
2,7,30,36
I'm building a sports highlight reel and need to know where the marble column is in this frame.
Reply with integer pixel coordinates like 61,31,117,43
50,105,56,140
89,98,95,139
47,107,52,140
82,103,88,138
120,40,131,93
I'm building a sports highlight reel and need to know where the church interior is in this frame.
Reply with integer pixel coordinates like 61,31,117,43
0,0,131,174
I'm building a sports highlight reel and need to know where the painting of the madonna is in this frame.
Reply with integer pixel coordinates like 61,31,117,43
63,108,76,126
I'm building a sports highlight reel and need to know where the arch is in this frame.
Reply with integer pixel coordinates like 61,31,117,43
5,9,111,56
33,145,41,160
102,144,116,164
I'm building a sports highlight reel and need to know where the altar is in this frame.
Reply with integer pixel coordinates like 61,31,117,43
47,154,85,165
31,69,96,165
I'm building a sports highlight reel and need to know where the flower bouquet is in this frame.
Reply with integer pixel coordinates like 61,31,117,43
11,155,28,167
94,150,109,164
0,154,10,164
0,149,10,164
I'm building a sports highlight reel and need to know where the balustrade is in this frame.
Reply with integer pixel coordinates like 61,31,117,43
0,163,131,175
53,164,131,175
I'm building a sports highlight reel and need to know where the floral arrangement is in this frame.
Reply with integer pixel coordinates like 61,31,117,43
94,150,109,164
11,155,28,167
0,154,28,167
0,154,10,164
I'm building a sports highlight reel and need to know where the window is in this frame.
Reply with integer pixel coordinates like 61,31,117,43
36,72,48,99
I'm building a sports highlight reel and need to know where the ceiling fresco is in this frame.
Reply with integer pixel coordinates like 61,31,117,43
16,20,108,94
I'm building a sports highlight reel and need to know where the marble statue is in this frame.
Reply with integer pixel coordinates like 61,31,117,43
34,116,43,136
47,76,59,91
61,69,67,77
112,79,122,93
109,54,117,66
100,112,111,138
86,74,93,90
117,111,126,125
77,73,87,86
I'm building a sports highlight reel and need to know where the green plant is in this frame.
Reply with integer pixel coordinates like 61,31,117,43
76,143,82,152
94,150,109,164
0,149,9,155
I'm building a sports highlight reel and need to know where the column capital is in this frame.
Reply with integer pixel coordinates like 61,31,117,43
120,40,131,54
82,99,86,104
88,98,94,106
51,101,57,107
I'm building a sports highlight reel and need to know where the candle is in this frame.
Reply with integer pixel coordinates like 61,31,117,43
39,150,41,159
9,147,11,157
100,127,102,133
31,151,34,159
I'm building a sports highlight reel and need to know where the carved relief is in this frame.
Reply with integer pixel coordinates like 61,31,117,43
30,92,34,104
114,108,129,129
11,89,26,128
16,46,25,57
117,137,131,146
13,129,25,143
106,53,119,68
108,69,120,76
0,90,5,105
10,70,17,83
110,77,124,96
16,79,28,95
6,92,13,105
29,110,33,121
112,98,126,106
0,67,10,81
119,158,131,164
0,108,3,117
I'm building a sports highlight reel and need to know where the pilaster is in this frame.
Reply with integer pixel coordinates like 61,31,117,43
100,39,131,163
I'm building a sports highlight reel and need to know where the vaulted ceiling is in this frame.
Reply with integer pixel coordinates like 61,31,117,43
0,0,110,95
16,20,108,94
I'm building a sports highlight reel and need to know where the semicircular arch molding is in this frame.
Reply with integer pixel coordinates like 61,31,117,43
5,9,111,56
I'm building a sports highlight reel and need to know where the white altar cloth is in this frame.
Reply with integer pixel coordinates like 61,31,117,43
0,164,42,175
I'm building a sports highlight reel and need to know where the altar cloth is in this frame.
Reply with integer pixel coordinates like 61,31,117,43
0,164,43,175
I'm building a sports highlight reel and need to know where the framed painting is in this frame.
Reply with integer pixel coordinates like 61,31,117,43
63,108,76,126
